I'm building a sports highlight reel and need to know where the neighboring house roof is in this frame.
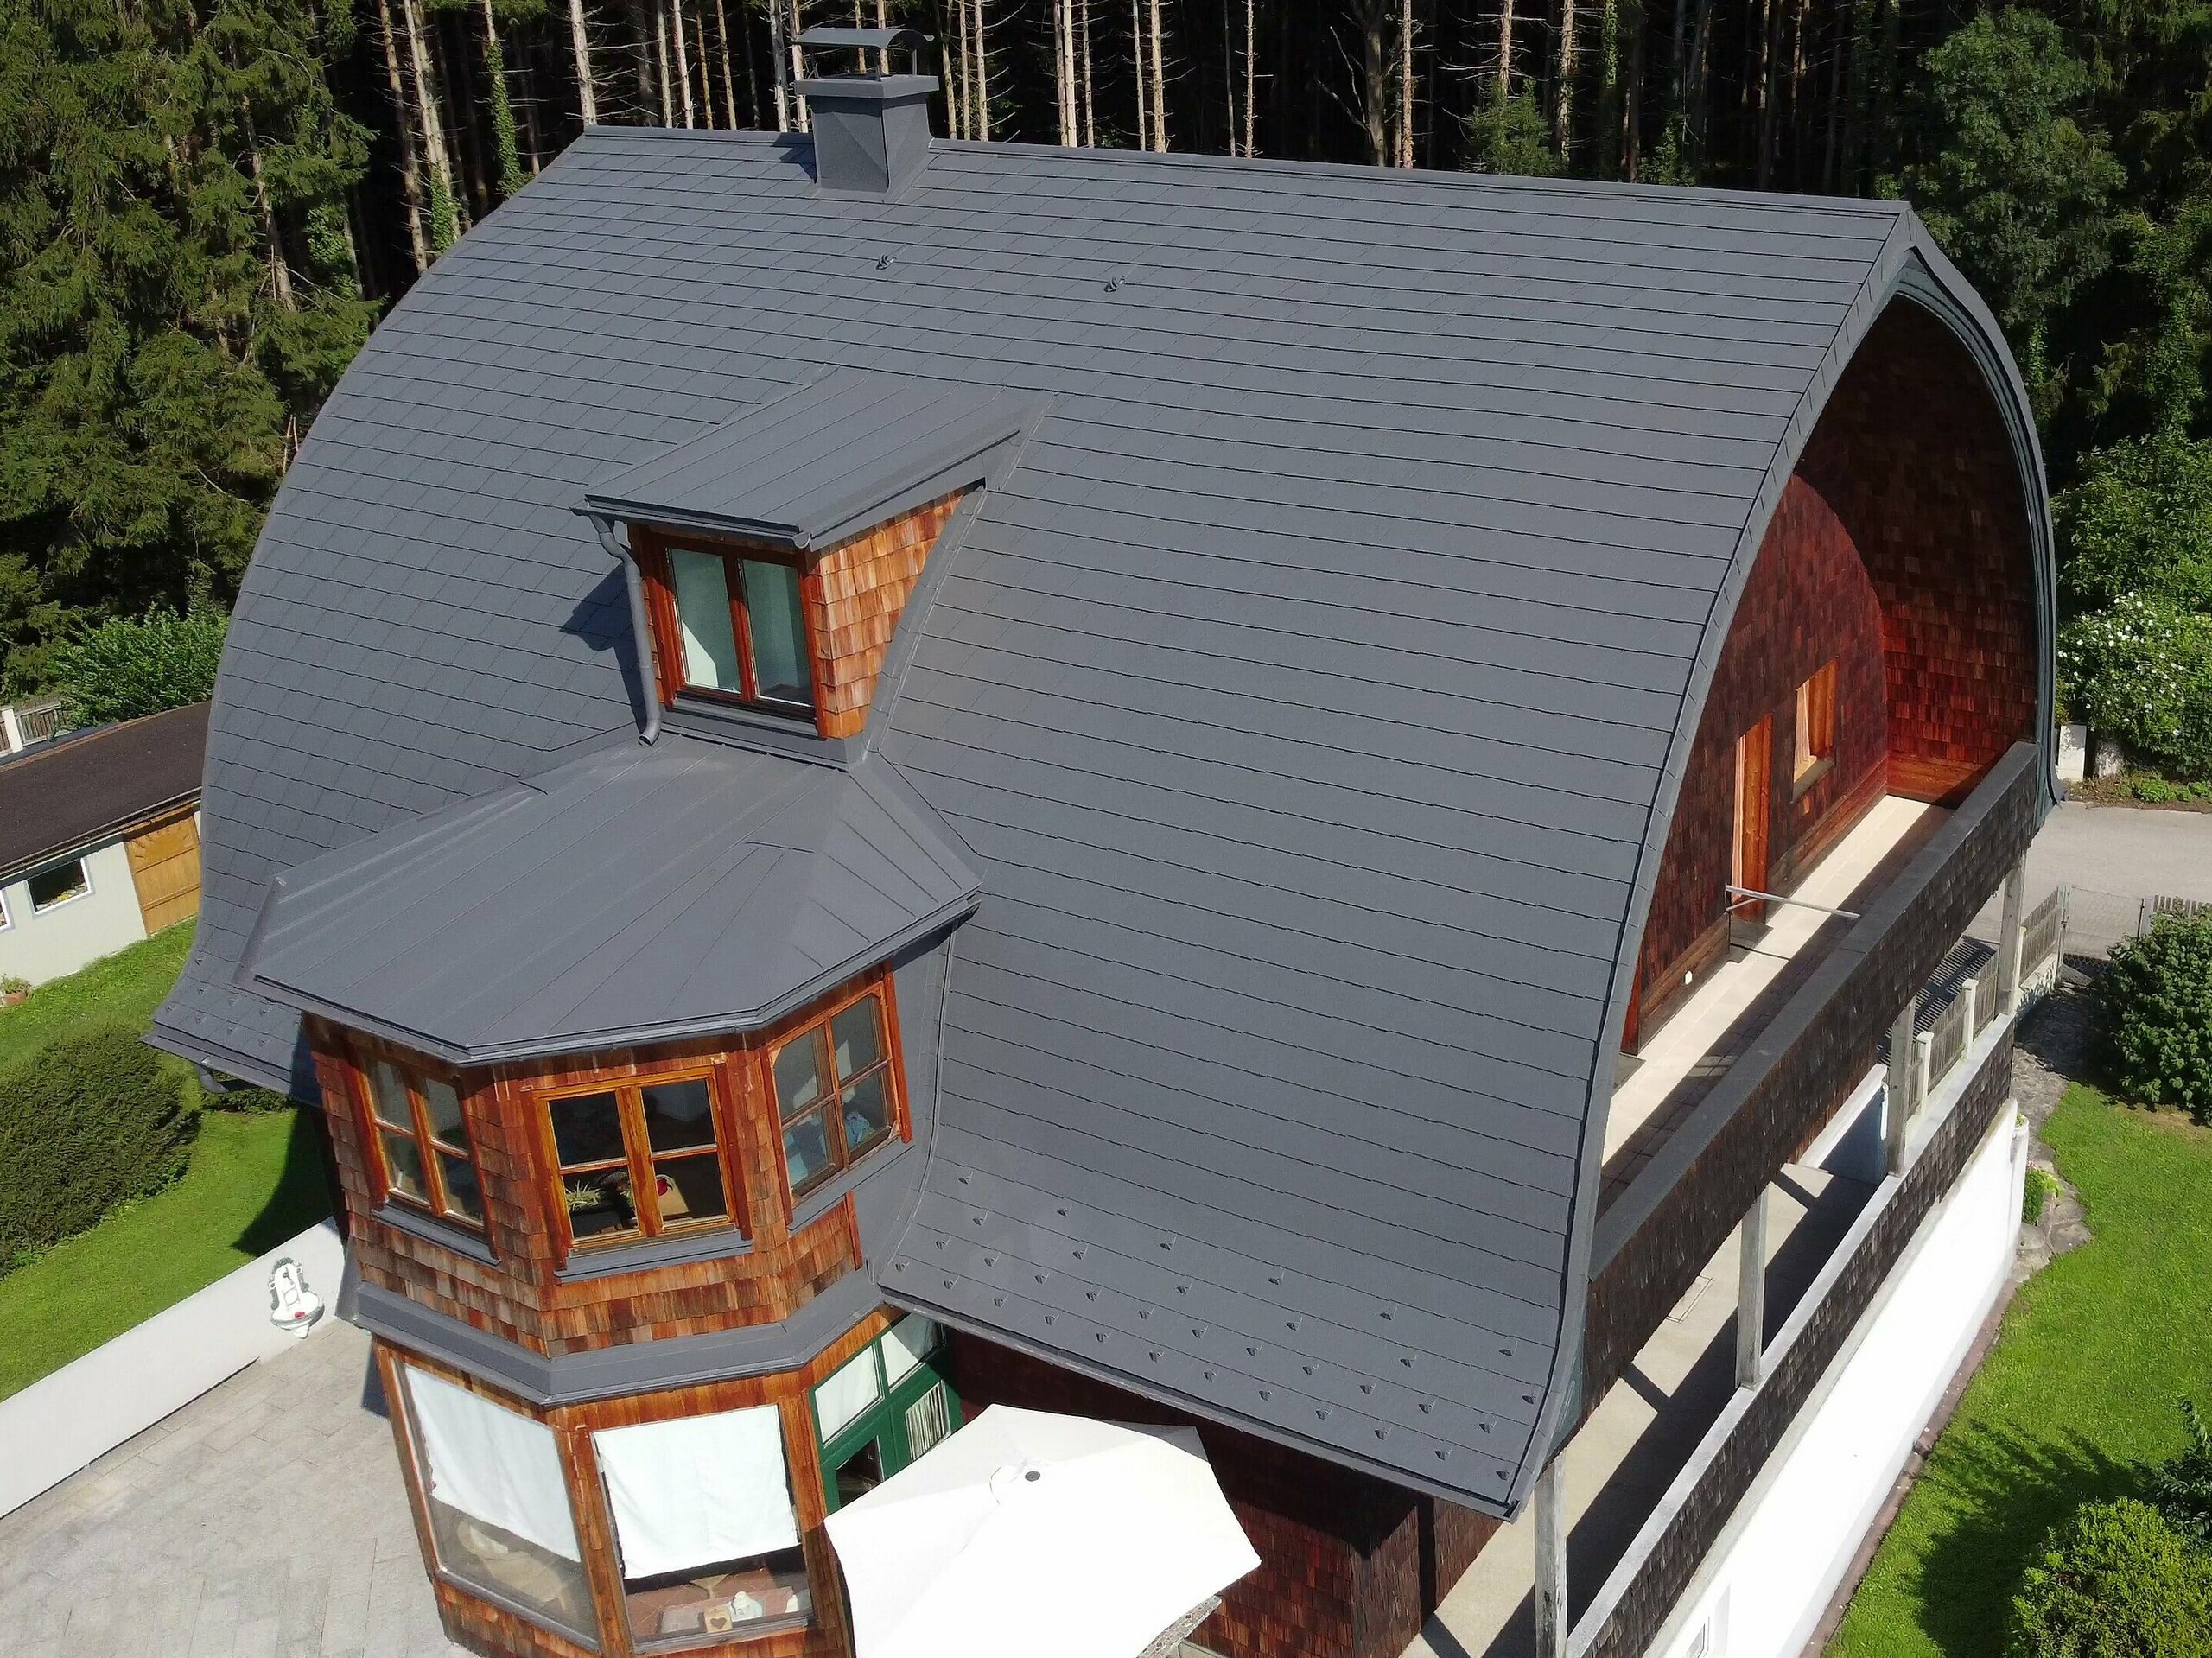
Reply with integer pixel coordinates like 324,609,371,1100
0,702,208,884
242,735,978,1063
152,130,2050,1515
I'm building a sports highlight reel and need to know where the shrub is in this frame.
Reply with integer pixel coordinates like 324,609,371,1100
2096,912,2212,1118
2024,1165,2061,1222
46,608,227,727
2057,595,2212,780
0,1026,197,1266
2056,429,2212,614
2009,1496,2212,1657
2154,1400,2212,1547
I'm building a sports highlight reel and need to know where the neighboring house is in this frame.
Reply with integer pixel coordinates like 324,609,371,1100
0,702,207,988
153,45,2056,1658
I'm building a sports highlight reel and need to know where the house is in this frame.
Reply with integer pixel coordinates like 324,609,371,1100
153,45,2056,1658
0,701,207,988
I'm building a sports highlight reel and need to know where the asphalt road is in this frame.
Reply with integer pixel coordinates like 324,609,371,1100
1967,799,2212,958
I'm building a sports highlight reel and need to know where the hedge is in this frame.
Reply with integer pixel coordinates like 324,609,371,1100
2009,1496,2212,1657
2097,912,2212,1120
0,1026,198,1267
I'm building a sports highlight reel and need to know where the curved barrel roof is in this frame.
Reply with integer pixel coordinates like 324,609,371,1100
154,128,2047,1515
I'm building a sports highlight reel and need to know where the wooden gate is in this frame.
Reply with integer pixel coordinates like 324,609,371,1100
126,811,202,931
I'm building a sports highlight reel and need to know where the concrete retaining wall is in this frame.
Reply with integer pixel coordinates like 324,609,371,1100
0,1218,347,1517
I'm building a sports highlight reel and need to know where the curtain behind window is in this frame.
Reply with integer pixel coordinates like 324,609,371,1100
404,1368,582,1563
594,1405,801,1579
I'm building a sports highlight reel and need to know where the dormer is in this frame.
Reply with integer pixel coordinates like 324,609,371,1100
582,370,1038,743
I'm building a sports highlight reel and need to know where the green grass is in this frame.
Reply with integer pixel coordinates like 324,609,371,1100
1830,1084,2212,1656
0,920,334,1401
0,1108,333,1401
0,921,199,1076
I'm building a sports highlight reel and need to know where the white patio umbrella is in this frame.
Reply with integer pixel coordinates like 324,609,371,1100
823,1405,1261,1658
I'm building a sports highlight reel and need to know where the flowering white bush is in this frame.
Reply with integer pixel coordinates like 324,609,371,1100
2057,594,2212,778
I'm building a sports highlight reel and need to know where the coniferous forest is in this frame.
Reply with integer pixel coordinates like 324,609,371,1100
8,0,2212,758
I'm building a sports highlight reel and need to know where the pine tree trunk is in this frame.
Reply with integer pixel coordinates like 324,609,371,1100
1752,0,1775,184
653,0,675,123
1241,0,1254,156
1147,0,1166,148
430,16,487,221
692,4,715,124
517,48,546,168
786,0,810,130
237,98,297,309
569,0,600,124
969,0,988,139
1399,0,1414,165
1081,0,1096,143
1624,0,1641,176
482,0,526,198
401,0,462,249
1498,0,1516,96
1554,0,1576,162
671,0,696,124
1130,0,1146,145
711,0,740,124
768,0,793,128
377,0,431,270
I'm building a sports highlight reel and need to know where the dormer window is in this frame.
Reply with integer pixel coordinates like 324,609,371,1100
653,534,817,714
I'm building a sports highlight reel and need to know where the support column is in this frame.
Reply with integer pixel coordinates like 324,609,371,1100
1885,998,1917,1177
1534,1454,1568,1658
1999,858,2027,1016
1736,1187,1767,1388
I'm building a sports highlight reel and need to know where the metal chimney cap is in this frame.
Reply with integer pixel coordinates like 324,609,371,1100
796,25,932,51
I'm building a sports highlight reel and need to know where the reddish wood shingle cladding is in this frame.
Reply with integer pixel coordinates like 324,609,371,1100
306,975,908,1355
810,492,962,739
1798,303,2039,804
1631,473,1889,1045
1628,302,2038,1047
949,1334,1497,1658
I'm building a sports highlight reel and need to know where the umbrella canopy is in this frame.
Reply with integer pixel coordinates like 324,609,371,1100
823,1405,1261,1658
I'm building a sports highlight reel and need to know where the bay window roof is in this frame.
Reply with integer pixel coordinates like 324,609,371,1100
238,735,977,1064
579,368,1037,549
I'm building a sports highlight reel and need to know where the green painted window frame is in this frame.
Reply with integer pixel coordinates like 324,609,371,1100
812,1318,960,1514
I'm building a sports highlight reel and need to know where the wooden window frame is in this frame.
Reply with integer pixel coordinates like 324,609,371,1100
1793,659,1839,794
766,974,910,1208
351,1041,489,1234
632,526,828,725
534,1061,753,1260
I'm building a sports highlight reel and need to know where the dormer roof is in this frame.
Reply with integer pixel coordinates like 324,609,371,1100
580,369,1037,549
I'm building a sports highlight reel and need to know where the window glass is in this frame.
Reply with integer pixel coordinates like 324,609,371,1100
813,1347,883,1441
543,1075,739,1254
361,1053,481,1226
772,992,896,1202
401,1367,595,1643
880,1315,941,1385
740,559,812,708
27,859,89,912
594,1407,811,1648
669,546,742,693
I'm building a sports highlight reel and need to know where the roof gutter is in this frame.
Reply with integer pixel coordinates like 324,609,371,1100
583,511,660,746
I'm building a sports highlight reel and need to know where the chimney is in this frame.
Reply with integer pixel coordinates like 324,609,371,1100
795,28,938,199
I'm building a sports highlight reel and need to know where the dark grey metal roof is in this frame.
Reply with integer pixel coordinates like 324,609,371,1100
238,734,977,1063
579,369,1038,548
153,129,2052,1515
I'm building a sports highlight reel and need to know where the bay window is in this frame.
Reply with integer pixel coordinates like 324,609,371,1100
592,1406,812,1647
397,1365,596,1644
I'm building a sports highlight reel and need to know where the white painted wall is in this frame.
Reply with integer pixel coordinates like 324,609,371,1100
0,838,148,987
1649,1105,2026,1658
0,1219,347,1517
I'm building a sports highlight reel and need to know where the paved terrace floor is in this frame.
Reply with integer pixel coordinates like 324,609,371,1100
1601,796,1946,1205
0,1319,466,1658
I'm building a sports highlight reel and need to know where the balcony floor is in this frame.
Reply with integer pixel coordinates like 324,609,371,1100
1406,1157,1874,1658
1600,795,1947,1207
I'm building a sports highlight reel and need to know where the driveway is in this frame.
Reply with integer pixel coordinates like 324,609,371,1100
0,1319,466,1658
1968,799,2212,959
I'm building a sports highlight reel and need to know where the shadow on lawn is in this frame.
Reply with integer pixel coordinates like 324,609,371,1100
232,1103,341,1259
1910,1419,2142,1655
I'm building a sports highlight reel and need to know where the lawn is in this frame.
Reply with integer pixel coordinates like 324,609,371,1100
1828,1083,2212,1655
0,921,334,1401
